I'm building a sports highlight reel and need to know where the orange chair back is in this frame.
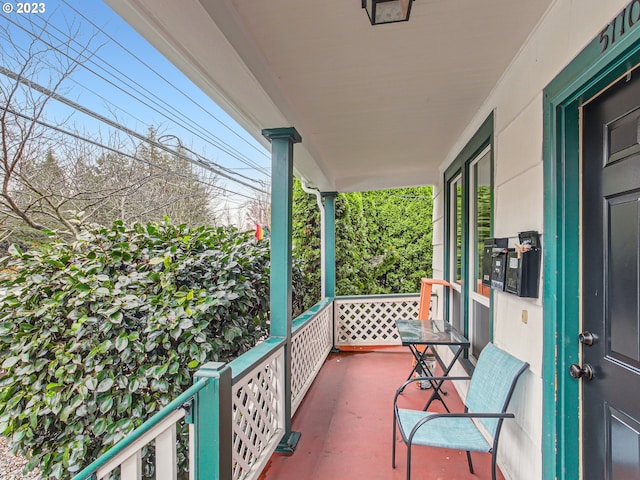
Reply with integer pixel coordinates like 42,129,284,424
417,278,452,321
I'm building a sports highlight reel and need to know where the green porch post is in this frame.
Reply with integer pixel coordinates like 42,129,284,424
262,127,302,453
192,362,232,480
322,192,337,298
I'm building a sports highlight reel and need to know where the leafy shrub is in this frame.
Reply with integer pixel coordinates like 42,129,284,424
0,220,283,478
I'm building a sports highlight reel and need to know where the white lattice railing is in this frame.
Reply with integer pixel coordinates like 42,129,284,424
333,294,419,347
94,409,185,479
74,295,418,480
291,300,333,414
72,379,211,480
228,299,333,479
231,346,285,480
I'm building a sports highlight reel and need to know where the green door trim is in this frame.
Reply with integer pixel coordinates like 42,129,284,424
542,9,640,479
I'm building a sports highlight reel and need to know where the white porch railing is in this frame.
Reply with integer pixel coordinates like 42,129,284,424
230,343,285,480
229,298,333,479
72,378,211,480
334,294,419,347
72,295,415,480
291,301,333,413
95,408,185,479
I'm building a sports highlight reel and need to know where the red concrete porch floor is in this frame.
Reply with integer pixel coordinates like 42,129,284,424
259,349,506,480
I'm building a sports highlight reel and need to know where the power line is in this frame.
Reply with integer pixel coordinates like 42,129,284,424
156,134,266,186
21,12,270,178
0,66,268,195
2,106,257,202
5,13,271,178
44,11,270,176
64,76,153,134
61,0,270,165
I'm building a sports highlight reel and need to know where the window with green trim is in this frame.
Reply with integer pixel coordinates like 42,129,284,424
445,115,494,364
468,147,492,360
448,174,463,333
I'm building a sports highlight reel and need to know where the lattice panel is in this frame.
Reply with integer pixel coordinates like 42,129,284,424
334,296,419,346
291,303,333,414
231,348,284,480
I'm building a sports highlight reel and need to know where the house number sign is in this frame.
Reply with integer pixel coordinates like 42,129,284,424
599,0,640,53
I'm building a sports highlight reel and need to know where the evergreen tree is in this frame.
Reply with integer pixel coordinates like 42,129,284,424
361,187,433,293
292,179,321,308
292,180,434,306
335,191,373,296
81,128,215,227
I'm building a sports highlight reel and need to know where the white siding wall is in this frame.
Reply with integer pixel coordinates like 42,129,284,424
432,1,630,478
431,183,446,320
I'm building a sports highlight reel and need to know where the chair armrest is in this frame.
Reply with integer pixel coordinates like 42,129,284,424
418,412,515,421
408,412,516,442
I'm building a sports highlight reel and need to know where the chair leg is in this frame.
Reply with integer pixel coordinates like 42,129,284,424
466,451,474,474
406,442,412,480
392,411,397,468
491,451,497,480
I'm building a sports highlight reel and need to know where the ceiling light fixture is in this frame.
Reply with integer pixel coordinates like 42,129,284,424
362,0,414,25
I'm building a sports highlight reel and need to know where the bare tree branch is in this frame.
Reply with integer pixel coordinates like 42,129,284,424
0,16,219,247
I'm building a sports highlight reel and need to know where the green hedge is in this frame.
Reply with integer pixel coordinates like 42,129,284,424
0,220,300,478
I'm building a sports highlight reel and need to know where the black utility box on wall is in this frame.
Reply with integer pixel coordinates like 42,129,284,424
490,250,508,291
482,237,508,287
504,231,541,298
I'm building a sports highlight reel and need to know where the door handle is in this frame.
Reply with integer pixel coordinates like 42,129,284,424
578,331,597,346
569,363,594,381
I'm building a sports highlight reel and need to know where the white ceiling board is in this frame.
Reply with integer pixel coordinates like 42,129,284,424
106,0,553,192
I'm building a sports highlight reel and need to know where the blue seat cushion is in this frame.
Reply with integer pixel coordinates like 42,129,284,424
396,408,492,453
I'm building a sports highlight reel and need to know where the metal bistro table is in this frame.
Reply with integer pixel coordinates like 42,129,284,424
395,319,470,412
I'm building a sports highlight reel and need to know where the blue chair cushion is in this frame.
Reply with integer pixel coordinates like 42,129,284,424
396,408,492,453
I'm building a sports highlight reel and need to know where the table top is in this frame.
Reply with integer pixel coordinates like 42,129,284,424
395,319,470,346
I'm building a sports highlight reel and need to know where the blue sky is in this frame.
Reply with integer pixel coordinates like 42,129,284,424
1,0,270,219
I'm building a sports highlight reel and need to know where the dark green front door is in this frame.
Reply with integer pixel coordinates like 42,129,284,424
582,69,640,479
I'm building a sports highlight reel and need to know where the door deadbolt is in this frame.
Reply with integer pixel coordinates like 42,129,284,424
578,331,597,346
569,363,594,381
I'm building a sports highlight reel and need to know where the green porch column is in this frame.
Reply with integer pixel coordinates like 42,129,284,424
322,192,337,298
192,362,232,480
262,127,302,453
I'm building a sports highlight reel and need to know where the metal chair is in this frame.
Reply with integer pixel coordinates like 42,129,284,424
417,278,451,321
392,342,529,480
412,278,451,388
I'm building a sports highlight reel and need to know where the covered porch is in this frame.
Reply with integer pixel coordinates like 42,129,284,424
74,1,640,479
259,348,504,480
74,294,509,480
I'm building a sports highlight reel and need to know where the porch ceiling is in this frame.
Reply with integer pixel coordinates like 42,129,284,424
105,0,552,192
